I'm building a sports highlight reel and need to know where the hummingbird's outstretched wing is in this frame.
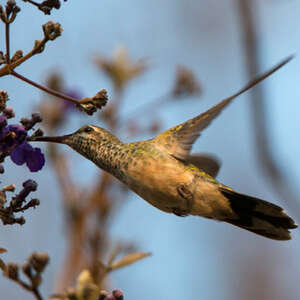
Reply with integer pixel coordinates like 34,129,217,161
184,154,220,178
154,56,292,160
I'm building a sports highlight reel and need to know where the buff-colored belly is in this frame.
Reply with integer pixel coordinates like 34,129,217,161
123,154,235,219
125,156,193,213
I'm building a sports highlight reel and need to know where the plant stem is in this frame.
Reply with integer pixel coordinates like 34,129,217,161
14,279,43,300
11,70,79,103
5,23,10,64
24,0,40,8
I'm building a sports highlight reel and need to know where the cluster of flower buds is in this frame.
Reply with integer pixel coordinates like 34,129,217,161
32,21,63,56
0,180,40,225
0,1,20,25
2,252,49,295
53,270,124,300
22,0,67,15
0,91,45,173
25,252,49,277
77,89,108,115
42,21,63,41
99,289,124,300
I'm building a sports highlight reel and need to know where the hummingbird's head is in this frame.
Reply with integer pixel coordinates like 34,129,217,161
29,125,120,155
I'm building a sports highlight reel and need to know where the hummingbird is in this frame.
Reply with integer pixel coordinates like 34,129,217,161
30,57,297,240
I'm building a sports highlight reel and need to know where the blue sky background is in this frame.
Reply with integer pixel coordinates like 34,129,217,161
1,0,300,299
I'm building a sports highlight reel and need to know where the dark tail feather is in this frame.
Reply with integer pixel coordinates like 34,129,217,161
220,188,298,241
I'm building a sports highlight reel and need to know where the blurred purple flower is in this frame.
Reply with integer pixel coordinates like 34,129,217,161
101,289,124,300
112,289,124,300
10,142,45,172
62,88,82,112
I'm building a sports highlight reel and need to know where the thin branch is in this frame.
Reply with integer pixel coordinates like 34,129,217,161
24,0,40,8
0,21,63,77
237,0,300,222
11,70,80,104
22,0,61,15
14,280,33,293
11,279,43,300
0,37,49,77
32,288,43,300
5,23,10,64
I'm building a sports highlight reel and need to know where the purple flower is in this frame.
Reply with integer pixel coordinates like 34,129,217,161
10,142,45,172
3,124,27,140
0,124,27,153
0,111,46,173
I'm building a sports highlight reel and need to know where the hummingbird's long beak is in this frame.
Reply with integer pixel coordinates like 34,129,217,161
27,134,72,144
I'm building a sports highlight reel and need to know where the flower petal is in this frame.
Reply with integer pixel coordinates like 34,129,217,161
10,142,31,165
25,147,45,172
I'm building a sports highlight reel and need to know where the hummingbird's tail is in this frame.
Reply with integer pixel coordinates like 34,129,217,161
220,188,297,240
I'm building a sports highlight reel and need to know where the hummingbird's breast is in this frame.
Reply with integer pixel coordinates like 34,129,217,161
119,141,195,213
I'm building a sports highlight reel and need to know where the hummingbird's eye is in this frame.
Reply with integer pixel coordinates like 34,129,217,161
83,126,94,133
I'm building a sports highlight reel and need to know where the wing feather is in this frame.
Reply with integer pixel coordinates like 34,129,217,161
154,56,292,159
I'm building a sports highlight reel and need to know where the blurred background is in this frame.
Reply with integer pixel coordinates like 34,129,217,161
1,0,300,299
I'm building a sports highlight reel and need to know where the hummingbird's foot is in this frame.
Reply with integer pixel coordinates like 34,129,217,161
172,207,188,217
176,184,193,216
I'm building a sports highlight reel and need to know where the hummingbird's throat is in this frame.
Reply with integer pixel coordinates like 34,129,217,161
71,137,125,179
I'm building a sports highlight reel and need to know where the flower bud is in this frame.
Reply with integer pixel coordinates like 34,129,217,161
5,263,19,280
42,21,63,40
3,107,15,119
98,290,108,300
112,289,123,300
31,113,42,123
0,91,8,112
11,50,23,63
22,262,32,278
23,180,38,192
0,115,7,129
16,216,25,225
29,252,49,273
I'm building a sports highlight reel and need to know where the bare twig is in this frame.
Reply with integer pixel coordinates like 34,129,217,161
0,21,62,77
24,0,41,8
5,22,10,64
11,70,82,104
13,279,43,300
22,0,61,15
